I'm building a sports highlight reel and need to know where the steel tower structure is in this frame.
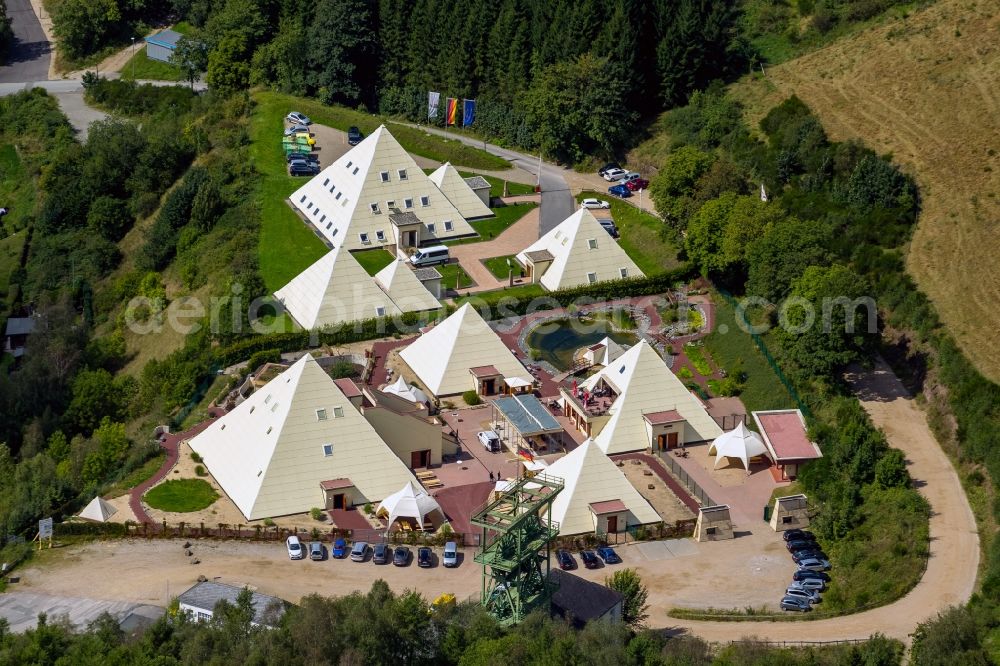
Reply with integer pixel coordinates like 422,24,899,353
472,473,564,625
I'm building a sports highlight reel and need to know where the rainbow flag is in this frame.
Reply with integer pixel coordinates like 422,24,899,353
446,98,458,126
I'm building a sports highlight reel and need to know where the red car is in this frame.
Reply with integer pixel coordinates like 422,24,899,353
626,178,650,191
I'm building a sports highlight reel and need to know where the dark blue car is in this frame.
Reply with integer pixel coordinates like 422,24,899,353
608,184,632,198
596,546,621,564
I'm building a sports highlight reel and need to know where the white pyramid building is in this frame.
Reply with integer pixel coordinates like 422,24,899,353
428,162,493,219
544,440,659,535
274,245,402,329
581,341,722,455
289,125,475,251
189,355,418,520
400,303,531,397
78,496,117,522
516,209,643,291
374,259,441,313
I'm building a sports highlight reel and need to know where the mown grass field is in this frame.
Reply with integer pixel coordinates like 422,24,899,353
483,255,518,280
575,192,680,275
353,248,395,276
120,46,184,81
438,262,473,291
144,478,218,512
729,0,1000,383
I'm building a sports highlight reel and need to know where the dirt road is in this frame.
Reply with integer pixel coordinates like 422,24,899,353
668,358,979,643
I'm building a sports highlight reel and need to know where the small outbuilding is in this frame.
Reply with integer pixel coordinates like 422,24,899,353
694,504,734,542
178,581,288,627
145,30,183,63
770,494,810,532
549,568,622,628
753,409,823,481
78,496,117,523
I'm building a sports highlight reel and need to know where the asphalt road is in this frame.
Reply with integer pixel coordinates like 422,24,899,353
397,122,574,238
0,0,50,83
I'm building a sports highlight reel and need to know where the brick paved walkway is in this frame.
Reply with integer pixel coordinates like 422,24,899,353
448,201,540,294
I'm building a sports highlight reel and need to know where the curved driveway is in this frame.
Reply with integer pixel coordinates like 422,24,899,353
669,358,979,643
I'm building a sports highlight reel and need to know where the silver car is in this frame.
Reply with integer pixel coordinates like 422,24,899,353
784,586,820,604
789,577,826,592
350,541,369,562
797,557,831,572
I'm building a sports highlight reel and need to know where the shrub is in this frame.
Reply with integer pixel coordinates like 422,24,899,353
462,390,482,406
363,503,374,515
310,507,324,521
194,464,206,477
247,348,281,373
191,452,203,463
263,518,275,527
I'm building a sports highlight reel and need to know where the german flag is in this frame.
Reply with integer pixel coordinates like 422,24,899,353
517,447,534,462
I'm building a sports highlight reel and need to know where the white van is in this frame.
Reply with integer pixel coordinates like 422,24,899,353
409,245,450,267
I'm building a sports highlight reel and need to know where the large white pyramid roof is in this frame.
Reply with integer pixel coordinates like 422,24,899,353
516,209,643,291
289,125,475,251
428,162,493,219
544,440,659,535
399,303,530,397
78,496,117,522
582,341,723,454
374,259,441,313
189,355,417,520
274,245,402,329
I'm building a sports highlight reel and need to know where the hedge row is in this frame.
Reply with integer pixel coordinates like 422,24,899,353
213,265,696,368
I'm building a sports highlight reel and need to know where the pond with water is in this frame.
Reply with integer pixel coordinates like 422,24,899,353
524,318,639,371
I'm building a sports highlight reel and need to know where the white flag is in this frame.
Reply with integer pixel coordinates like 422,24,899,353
760,183,768,202
428,91,440,119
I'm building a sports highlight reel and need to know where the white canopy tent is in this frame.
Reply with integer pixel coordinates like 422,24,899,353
708,422,772,473
376,481,444,531
78,496,118,522
382,376,430,404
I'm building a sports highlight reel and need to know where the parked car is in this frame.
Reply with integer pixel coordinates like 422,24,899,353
556,549,576,570
608,184,632,198
332,538,348,559
286,111,311,125
580,550,600,569
284,124,310,136
286,152,318,164
408,245,450,267
792,548,828,564
782,529,816,542
478,430,501,452
289,162,319,177
350,541,368,562
780,595,812,612
784,586,821,604
372,542,390,565
598,219,619,238
598,162,620,177
792,569,830,583
581,198,611,209
418,547,433,568
789,577,826,592
442,541,458,568
309,541,324,561
786,539,817,552
596,546,621,564
393,546,411,566
602,167,628,182
625,178,650,191
797,557,831,572
348,126,364,145
286,535,304,560
615,172,641,185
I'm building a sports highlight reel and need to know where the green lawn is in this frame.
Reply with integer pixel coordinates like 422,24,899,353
575,192,680,276
446,203,537,247
353,248,395,276
250,94,331,292
254,92,508,170
703,293,796,414
120,46,185,81
144,478,219,512
683,342,713,376
438,262,474,291
483,255,519,280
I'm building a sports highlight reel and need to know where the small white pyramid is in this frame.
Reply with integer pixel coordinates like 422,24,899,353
374,259,441,313
399,303,530,397
516,209,643,291
582,341,722,455
190,354,418,520
289,126,475,251
78,496,118,522
428,162,493,219
544,440,659,535
275,245,402,329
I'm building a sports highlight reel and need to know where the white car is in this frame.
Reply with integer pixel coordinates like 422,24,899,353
581,198,610,210
602,167,628,182
286,535,304,560
477,430,501,452
286,111,311,125
442,541,458,567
